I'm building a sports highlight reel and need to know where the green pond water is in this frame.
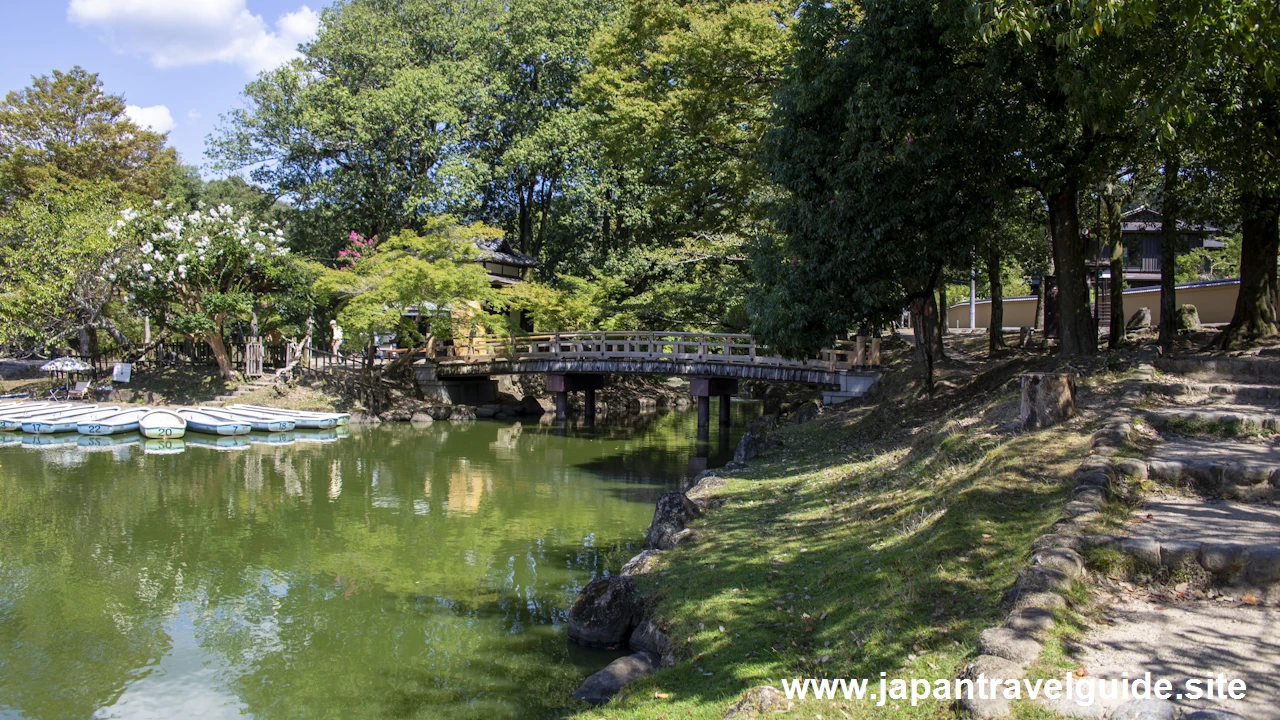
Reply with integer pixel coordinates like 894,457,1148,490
0,401,758,720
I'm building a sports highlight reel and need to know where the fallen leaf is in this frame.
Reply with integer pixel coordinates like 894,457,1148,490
654,692,670,700
913,644,924,652
1242,593,1259,606
1074,667,1087,677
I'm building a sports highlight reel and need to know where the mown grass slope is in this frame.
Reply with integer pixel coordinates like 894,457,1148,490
569,348,1108,719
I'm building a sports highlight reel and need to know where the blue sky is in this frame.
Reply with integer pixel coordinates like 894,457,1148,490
0,0,327,175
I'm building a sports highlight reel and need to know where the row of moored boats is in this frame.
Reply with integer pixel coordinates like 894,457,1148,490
0,401,349,439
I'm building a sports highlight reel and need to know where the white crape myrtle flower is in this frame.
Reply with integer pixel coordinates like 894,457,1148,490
141,242,153,254
142,263,152,273
120,208,138,222
254,242,266,252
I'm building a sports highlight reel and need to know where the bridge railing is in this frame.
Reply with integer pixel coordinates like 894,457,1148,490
438,332,872,372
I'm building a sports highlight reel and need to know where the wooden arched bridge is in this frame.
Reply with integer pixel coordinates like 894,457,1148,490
421,332,883,426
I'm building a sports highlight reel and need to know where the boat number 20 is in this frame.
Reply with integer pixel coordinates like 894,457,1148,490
155,427,174,437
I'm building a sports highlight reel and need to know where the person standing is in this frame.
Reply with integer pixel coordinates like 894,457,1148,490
330,319,344,356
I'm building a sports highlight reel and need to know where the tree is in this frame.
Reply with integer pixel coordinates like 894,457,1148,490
0,67,174,202
472,0,613,258
975,5,1144,357
210,0,503,259
116,204,306,380
756,0,1003,388
312,217,499,363
0,181,133,354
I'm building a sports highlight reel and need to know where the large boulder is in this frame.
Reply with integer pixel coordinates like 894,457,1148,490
449,406,477,422
790,399,822,425
424,405,452,421
571,652,658,704
1176,303,1202,331
521,395,552,415
567,576,645,649
644,491,701,550
1127,306,1152,330
734,415,777,464
628,617,672,663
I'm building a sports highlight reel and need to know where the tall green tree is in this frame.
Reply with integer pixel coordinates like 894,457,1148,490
210,0,502,259
0,181,133,354
0,67,174,202
757,0,1003,381
472,0,614,258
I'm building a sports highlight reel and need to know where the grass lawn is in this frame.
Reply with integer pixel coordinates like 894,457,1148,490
568,344,1113,719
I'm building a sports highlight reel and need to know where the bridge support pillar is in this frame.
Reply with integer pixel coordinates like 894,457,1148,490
546,373,605,421
690,377,738,430
584,388,596,422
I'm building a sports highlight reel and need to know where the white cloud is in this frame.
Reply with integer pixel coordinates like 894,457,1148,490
68,0,320,76
125,104,175,133
187,109,201,120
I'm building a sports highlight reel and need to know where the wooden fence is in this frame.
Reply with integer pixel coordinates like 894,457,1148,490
70,341,290,376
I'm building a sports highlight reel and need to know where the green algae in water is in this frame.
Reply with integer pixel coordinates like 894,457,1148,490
0,404,757,719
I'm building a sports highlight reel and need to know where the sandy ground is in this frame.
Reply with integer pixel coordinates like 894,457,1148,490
1042,596,1280,719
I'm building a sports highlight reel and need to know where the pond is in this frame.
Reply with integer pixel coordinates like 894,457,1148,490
0,401,759,720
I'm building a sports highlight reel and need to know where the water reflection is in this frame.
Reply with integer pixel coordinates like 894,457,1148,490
0,403,758,720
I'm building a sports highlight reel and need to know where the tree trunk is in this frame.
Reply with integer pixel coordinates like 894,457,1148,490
1047,179,1095,356
1219,194,1280,348
1159,153,1181,353
987,244,1005,354
1034,275,1045,330
205,330,236,381
935,284,947,359
518,185,534,254
78,325,92,357
1106,189,1125,348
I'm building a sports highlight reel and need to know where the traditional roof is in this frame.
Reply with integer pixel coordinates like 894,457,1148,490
474,238,539,268
1121,206,1220,234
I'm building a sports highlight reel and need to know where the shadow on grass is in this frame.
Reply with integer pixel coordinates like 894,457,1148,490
567,365,1097,719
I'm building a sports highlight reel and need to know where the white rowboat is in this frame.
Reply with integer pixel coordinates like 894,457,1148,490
175,408,251,436
139,410,186,439
23,406,120,434
200,407,295,432
0,403,97,431
231,404,348,427
78,408,154,435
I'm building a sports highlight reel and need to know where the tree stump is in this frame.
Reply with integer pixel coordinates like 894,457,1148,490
1018,327,1033,348
1020,373,1075,430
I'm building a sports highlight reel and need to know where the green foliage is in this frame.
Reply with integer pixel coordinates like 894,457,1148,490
0,67,174,202
1176,233,1241,283
210,0,506,258
115,203,311,377
0,181,128,348
755,0,1005,354
502,275,633,331
312,218,501,346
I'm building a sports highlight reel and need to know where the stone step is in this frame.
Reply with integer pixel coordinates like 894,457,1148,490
1139,407,1280,437
1103,444,1280,502
1112,538,1280,591
1146,379,1280,403
1156,356,1280,384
